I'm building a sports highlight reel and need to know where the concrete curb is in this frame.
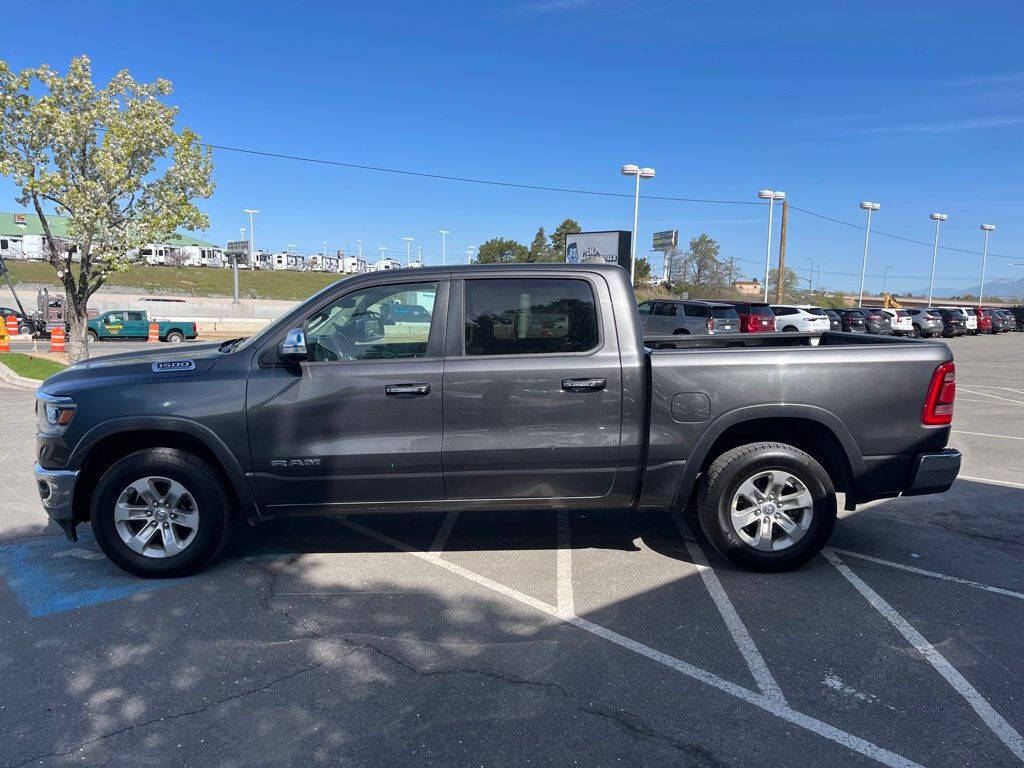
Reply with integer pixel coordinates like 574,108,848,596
0,360,41,390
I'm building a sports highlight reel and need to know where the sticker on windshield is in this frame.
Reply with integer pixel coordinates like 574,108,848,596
152,360,195,372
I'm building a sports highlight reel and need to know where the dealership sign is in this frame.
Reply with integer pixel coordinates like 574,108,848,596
225,240,250,256
565,231,632,272
653,230,677,250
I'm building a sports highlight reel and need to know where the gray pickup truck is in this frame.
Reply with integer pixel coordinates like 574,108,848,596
34,263,960,577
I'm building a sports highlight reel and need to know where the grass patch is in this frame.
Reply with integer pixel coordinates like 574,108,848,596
0,352,66,380
7,260,347,302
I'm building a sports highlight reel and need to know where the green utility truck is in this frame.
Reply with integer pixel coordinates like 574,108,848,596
87,310,198,343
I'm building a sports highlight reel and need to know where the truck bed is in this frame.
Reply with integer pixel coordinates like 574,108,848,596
644,331,922,350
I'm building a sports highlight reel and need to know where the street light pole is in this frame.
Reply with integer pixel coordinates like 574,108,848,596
403,237,414,266
243,209,259,269
802,256,814,291
621,164,656,285
927,213,948,308
979,224,996,305
882,265,894,296
466,245,475,264
439,230,449,266
858,202,880,307
758,190,785,302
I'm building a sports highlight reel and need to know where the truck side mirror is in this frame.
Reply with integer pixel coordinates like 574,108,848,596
279,327,308,362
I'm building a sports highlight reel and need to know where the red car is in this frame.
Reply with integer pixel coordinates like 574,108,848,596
721,301,777,332
972,307,993,334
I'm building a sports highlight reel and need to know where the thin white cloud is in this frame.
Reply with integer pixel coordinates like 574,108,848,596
846,115,1024,135
504,0,595,14
939,72,1024,88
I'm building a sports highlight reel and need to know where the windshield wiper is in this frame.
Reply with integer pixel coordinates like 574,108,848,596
218,337,245,353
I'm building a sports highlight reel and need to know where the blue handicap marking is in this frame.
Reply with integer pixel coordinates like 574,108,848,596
0,534,181,618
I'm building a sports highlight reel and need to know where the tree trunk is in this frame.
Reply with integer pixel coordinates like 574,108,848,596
65,301,89,364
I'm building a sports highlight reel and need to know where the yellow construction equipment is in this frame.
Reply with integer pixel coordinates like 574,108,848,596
882,293,903,309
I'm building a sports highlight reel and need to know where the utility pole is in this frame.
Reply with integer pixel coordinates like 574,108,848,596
728,255,736,285
775,199,788,303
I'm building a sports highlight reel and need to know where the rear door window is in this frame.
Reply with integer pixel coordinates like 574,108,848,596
750,304,774,316
653,302,677,317
711,306,739,320
684,304,709,317
464,278,599,356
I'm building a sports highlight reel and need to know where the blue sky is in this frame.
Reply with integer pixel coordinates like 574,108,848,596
2,0,1023,293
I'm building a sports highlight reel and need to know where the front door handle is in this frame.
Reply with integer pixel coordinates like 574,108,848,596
561,377,606,392
386,383,431,397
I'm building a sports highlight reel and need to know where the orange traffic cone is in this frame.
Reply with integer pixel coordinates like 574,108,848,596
5,315,17,336
148,322,159,343
49,326,65,353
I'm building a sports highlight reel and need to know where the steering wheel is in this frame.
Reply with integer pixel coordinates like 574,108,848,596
319,310,382,361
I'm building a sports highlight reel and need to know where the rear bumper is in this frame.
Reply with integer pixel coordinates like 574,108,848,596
903,449,961,496
33,463,80,540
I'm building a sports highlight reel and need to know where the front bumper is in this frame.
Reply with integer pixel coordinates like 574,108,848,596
903,449,961,496
33,463,80,540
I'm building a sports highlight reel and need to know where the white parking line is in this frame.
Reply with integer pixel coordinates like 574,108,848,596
953,429,1024,440
830,549,1024,601
958,475,1024,490
673,515,787,706
338,517,923,768
958,387,1024,406
429,510,460,554
964,385,1024,396
556,510,575,618
824,549,1024,764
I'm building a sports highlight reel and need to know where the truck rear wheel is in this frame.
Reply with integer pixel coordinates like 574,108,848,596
165,330,184,343
697,442,836,571
90,448,233,578
86,330,98,343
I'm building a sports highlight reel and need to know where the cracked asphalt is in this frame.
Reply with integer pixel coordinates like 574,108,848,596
2,333,1023,767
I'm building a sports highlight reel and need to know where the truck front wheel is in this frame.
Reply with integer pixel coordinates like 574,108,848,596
697,442,836,571
90,448,233,578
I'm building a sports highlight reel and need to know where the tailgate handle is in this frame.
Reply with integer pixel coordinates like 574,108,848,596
385,383,431,397
562,377,606,392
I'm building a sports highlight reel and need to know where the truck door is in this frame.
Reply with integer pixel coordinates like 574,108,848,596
123,311,148,337
102,312,125,337
442,276,623,503
245,279,448,511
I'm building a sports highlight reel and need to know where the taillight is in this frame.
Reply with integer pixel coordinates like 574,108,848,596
706,317,714,332
191,323,196,334
922,361,955,426
743,315,758,331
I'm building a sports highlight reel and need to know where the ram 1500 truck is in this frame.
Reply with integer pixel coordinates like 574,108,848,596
33,263,960,577
87,310,198,343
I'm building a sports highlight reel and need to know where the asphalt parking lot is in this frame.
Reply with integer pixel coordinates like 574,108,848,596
1,333,1023,767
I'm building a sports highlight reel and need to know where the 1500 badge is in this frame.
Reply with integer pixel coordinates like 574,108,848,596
152,360,196,372
271,458,322,468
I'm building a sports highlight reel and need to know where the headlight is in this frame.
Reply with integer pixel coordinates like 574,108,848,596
36,392,76,435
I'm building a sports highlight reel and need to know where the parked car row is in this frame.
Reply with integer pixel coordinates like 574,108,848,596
638,298,1024,339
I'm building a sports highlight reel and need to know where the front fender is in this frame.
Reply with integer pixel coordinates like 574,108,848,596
69,415,257,511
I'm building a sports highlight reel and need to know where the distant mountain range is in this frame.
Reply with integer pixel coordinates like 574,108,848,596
909,277,1024,300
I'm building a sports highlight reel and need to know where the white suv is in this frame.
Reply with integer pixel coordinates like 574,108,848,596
939,306,978,335
770,305,832,334
876,308,914,336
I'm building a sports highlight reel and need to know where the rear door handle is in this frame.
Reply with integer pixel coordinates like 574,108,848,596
561,377,606,392
385,383,431,397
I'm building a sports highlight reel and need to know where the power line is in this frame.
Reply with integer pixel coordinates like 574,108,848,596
204,141,1017,261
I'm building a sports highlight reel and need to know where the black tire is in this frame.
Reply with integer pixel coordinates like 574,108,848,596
90,448,233,578
697,441,837,572
672,328,691,335
86,330,98,343
782,325,798,333
165,330,184,343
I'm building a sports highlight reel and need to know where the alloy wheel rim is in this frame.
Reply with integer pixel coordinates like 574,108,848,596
730,469,813,552
114,476,199,558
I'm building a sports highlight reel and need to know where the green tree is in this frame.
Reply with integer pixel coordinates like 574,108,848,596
633,257,653,284
768,267,800,301
475,237,528,264
527,227,548,262
549,218,582,256
0,56,213,361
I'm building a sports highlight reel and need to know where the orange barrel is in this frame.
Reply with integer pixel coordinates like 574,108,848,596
5,315,17,336
148,322,159,343
49,326,65,353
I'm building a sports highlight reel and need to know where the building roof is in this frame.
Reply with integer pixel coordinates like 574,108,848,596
0,212,218,248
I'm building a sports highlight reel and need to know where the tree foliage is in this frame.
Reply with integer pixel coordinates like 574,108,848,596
768,267,800,301
528,227,548,261
549,218,581,256
0,56,213,361
475,237,528,264
633,256,653,284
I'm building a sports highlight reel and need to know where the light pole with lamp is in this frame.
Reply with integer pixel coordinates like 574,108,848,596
927,213,948,307
758,190,785,302
439,230,449,266
466,245,476,265
881,265,894,297
403,236,414,266
858,201,880,307
801,256,814,291
979,224,995,305
621,164,656,284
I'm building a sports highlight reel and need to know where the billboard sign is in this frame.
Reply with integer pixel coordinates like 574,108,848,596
565,231,632,272
225,240,250,257
652,230,677,250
